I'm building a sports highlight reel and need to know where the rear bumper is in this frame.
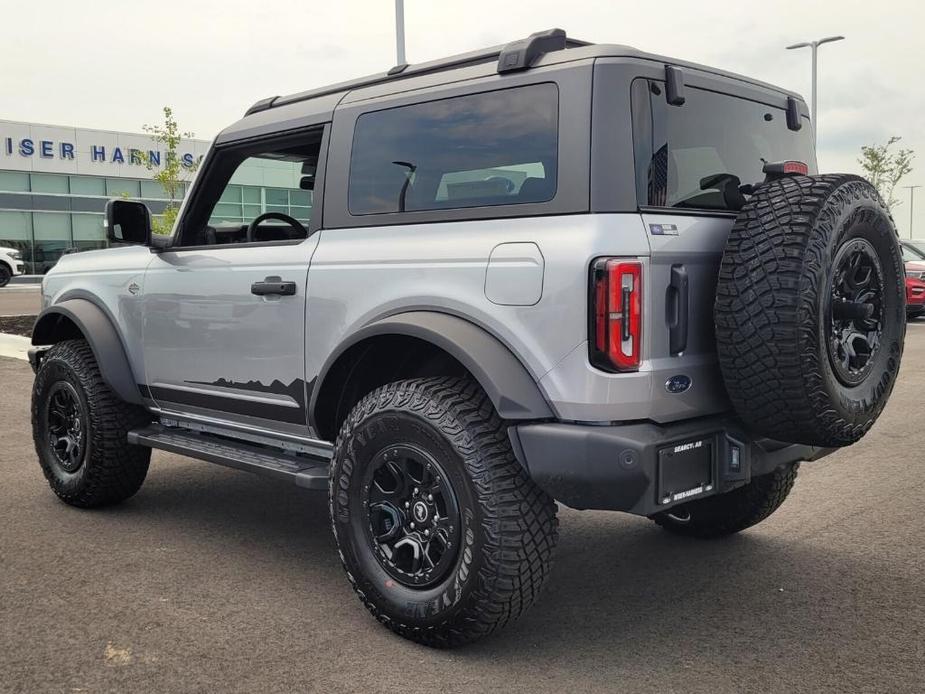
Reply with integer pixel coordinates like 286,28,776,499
510,416,834,516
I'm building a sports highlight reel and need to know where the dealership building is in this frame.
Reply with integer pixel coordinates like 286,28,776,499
0,119,313,273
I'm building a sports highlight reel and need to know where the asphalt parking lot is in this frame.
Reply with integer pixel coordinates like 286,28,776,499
1,291,924,693
0,284,40,317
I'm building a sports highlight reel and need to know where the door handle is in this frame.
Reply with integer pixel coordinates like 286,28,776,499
251,276,296,296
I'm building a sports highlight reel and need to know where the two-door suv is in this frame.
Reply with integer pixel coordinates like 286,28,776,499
29,30,905,647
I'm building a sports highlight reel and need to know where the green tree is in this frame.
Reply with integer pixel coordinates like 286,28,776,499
858,136,914,211
139,106,199,235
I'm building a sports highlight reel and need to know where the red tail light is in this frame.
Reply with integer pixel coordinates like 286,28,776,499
590,258,643,372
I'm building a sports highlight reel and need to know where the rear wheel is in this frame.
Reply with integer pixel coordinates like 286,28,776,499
32,340,151,507
329,376,558,647
652,464,798,539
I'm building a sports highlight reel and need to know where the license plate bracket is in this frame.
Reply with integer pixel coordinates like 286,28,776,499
657,436,715,505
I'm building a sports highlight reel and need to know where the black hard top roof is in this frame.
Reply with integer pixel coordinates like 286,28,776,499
223,28,804,141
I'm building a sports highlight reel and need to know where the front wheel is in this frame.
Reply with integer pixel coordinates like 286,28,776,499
32,340,152,507
652,464,799,539
329,376,558,647
0,263,11,287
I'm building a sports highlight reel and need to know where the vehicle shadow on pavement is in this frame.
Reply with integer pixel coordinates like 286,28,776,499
463,515,923,689
91,455,922,691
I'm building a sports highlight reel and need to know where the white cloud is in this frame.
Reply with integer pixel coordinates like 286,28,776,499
2,0,924,234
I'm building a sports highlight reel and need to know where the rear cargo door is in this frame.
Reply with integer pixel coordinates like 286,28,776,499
632,77,816,417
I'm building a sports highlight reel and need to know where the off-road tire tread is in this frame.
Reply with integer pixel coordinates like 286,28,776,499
715,174,900,446
32,339,151,507
654,463,798,538
329,376,558,648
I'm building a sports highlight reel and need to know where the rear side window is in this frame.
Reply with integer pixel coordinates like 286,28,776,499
348,83,558,215
634,81,816,211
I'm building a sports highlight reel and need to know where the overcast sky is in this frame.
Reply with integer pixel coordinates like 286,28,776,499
3,0,924,235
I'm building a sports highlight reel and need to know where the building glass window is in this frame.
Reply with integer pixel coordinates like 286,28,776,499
0,171,30,192
348,83,559,215
213,203,243,220
106,178,141,198
0,211,32,241
0,211,33,262
140,180,170,199
69,175,106,196
30,173,69,194
265,188,289,206
220,185,242,203
72,214,106,252
31,212,72,273
72,213,105,241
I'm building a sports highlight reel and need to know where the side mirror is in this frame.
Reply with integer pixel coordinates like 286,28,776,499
105,199,152,246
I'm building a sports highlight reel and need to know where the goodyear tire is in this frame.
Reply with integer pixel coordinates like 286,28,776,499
715,174,905,447
329,376,558,647
32,340,152,507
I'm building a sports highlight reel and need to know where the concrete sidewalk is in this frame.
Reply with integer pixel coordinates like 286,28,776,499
0,332,30,360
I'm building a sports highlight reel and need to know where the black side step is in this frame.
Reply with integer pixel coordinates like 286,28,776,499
127,424,330,490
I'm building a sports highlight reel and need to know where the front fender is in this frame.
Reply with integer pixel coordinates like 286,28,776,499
32,299,143,405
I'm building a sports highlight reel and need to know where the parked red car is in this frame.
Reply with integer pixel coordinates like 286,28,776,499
901,243,925,318
906,267,925,319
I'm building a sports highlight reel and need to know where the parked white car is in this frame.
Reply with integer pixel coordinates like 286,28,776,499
0,246,25,287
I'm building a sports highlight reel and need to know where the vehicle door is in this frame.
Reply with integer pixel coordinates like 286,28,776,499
141,125,327,434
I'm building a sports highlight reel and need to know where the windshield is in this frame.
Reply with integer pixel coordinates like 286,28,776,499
635,82,817,212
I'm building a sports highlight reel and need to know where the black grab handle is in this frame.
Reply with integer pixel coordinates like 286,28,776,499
667,264,689,355
251,276,296,296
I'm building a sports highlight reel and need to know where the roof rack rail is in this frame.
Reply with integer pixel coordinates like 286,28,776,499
243,29,591,117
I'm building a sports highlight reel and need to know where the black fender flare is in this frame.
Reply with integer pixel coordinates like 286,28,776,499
309,311,554,431
31,299,144,405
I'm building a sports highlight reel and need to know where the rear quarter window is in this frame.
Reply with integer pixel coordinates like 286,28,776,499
348,83,559,215
633,81,816,212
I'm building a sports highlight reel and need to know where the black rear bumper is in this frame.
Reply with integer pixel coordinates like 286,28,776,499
510,416,833,516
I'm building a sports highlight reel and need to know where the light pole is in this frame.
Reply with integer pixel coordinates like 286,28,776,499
395,0,406,65
904,185,922,239
786,35,845,145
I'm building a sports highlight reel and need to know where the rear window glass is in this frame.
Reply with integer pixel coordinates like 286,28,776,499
348,83,558,215
635,82,816,211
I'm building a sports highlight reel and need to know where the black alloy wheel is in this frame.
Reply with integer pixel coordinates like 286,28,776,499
827,238,885,386
363,444,461,588
44,381,88,473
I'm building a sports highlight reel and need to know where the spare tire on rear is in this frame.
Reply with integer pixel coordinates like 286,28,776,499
715,174,905,448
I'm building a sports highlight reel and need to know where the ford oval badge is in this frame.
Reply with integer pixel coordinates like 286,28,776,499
665,375,692,394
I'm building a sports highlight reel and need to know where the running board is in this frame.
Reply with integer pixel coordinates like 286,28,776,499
127,424,330,490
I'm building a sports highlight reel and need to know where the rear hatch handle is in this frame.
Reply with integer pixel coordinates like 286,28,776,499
666,264,689,355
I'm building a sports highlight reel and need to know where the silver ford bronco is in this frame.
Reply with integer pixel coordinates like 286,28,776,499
28,30,905,647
